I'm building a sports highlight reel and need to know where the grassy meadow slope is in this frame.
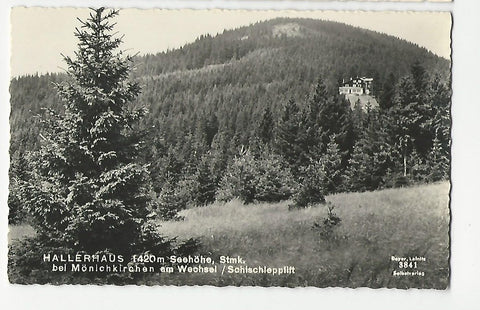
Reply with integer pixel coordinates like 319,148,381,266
8,181,450,288
156,182,450,288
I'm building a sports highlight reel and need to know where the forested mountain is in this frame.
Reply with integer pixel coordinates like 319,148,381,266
9,18,451,222
10,18,449,152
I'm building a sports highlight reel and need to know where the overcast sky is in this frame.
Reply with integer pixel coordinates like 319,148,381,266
10,8,451,77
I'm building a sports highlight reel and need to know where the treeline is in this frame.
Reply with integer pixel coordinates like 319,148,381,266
136,61,450,218
9,63,449,223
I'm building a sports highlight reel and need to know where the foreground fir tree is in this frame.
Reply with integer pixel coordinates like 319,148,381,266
10,10,193,284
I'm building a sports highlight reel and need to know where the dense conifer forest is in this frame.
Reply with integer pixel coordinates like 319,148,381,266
9,17,451,223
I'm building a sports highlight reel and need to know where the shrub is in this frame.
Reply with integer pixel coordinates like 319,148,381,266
254,153,297,202
216,150,296,203
156,180,187,221
289,159,326,209
311,202,342,242
216,149,257,203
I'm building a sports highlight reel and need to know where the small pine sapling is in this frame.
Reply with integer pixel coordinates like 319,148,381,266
312,202,342,242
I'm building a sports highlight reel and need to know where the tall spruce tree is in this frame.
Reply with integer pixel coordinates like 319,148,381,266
310,78,353,158
275,98,304,174
320,135,344,194
19,8,170,255
388,62,435,179
257,106,275,145
379,73,396,110
427,74,451,159
192,153,217,206
345,108,395,191
302,78,328,158
426,132,449,182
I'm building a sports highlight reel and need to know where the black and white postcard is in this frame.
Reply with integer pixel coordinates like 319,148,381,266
7,7,454,290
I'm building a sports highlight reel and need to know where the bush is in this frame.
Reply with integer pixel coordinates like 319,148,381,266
216,150,296,203
254,153,297,202
216,150,256,203
289,160,326,209
394,175,410,187
156,180,187,221
311,202,342,242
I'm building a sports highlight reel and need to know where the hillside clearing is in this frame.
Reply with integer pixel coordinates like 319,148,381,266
272,23,304,38
345,93,379,110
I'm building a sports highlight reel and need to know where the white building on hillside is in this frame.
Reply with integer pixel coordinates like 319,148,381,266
339,77,373,95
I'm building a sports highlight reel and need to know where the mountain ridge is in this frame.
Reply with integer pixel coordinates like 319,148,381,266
132,17,450,79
